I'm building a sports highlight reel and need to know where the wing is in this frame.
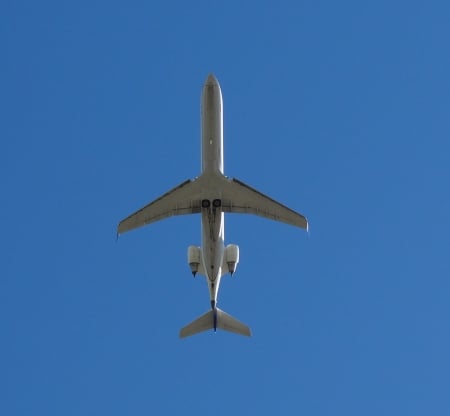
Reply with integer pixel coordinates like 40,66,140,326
220,177,308,230
118,178,203,234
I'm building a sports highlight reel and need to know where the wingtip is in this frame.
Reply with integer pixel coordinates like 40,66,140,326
116,224,123,240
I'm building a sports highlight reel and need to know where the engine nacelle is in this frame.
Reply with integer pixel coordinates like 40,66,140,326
187,246,201,276
225,244,239,275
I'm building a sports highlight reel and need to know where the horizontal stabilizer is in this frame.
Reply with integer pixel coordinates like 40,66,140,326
179,308,251,338
179,310,215,338
216,308,252,336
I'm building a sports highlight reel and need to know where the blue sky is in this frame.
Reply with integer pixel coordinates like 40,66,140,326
2,1,449,415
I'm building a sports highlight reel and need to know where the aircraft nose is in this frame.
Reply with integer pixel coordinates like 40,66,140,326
205,73,218,86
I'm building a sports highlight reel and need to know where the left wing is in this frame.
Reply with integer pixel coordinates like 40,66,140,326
220,177,308,230
118,178,203,234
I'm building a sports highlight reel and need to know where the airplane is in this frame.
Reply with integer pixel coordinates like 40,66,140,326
118,74,308,338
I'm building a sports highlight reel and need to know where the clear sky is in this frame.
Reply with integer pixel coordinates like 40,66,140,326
2,1,449,415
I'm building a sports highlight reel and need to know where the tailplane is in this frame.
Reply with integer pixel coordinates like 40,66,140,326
179,308,251,338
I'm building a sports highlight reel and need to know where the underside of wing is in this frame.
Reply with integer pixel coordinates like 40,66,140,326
220,177,308,230
118,178,203,234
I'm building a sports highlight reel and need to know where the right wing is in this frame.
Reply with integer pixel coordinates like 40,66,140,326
118,178,203,234
220,177,308,230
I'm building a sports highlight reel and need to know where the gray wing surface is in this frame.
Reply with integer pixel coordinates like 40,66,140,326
118,178,203,234
221,177,308,230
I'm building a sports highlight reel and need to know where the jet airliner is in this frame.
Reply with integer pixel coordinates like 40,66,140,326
118,74,308,337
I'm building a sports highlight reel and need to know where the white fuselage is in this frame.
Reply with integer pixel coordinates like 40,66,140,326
200,74,225,308
118,73,307,337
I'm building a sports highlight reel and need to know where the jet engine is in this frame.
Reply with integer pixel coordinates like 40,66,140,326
225,244,239,275
187,246,201,276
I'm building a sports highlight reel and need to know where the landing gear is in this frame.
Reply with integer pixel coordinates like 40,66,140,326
201,199,221,208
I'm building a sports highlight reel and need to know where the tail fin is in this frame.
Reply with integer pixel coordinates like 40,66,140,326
179,308,251,338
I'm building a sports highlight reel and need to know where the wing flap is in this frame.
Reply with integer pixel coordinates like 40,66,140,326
118,178,203,234
221,177,308,230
